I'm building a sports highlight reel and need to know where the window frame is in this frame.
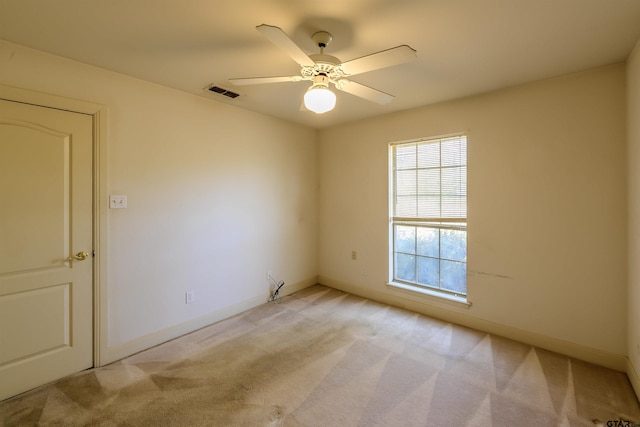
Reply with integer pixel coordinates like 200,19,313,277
388,134,468,302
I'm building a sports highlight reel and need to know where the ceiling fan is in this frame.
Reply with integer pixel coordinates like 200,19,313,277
229,24,417,114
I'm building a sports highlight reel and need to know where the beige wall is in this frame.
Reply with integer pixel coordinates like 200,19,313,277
628,41,640,392
318,64,628,366
0,41,318,363
0,38,633,372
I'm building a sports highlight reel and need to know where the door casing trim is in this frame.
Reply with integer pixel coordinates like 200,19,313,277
0,83,108,368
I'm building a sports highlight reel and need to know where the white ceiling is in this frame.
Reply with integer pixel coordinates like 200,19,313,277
2,0,640,129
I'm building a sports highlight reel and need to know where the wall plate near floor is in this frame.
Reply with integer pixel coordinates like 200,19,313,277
185,290,195,304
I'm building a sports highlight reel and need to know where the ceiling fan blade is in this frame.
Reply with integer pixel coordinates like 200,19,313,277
339,45,417,76
256,24,316,68
335,79,395,105
229,76,302,85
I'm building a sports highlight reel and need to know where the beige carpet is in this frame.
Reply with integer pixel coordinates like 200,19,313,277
1,285,639,426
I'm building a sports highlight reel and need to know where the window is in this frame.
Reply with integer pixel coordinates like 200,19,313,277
390,135,467,298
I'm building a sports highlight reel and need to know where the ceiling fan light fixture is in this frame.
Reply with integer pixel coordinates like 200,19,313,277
229,25,417,115
303,74,336,114
304,85,336,114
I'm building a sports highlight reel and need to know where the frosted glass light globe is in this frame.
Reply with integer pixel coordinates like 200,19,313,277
304,86,336,114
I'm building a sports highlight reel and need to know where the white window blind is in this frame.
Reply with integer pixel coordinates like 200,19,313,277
393,136,467,220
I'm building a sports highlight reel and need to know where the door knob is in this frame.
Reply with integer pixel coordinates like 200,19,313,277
66,251,89,262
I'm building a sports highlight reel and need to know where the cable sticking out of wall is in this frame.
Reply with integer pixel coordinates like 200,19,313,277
268,275,285,303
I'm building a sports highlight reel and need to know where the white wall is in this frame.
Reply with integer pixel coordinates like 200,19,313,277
0,40,318,363
628,41,640,393
318,64,628,368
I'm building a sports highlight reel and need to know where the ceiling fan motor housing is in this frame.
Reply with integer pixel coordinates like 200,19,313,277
303,53,346,83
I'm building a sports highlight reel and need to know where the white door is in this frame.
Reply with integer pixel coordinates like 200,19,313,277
0,98,94,401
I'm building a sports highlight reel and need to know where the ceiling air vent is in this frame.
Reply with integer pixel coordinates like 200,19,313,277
207,85,240,99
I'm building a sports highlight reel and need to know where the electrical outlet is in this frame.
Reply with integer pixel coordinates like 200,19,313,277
185,290,195,304
352,251,357,260
361,267,368,277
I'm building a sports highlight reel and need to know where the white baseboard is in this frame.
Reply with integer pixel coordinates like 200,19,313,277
100,276,316,365
318,276,627,372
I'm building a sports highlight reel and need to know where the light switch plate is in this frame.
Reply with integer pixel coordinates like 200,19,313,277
109,195,127,209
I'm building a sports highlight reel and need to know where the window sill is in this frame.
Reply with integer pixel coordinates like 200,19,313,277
386,282,472,309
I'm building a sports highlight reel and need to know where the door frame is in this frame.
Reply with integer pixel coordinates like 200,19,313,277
0,84,108,368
